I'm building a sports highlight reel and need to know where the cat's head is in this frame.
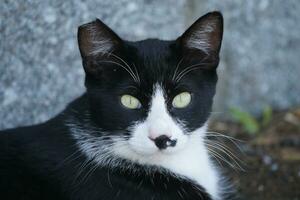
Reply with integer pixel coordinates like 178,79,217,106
76,12,223,162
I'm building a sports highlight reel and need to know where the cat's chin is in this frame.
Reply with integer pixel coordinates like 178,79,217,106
129,143,186,157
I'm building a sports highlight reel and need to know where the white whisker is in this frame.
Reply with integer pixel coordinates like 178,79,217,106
205,141,245,171
175,63,211,82
205,131,245,153
172,58,183,81
206,145,241,171
98,60,138,83
205,140,244,163
132,63,141,84
109,53,139,84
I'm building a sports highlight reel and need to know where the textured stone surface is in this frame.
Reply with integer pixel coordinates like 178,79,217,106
1,0,300,129
0,0,185,129
186,0,300,118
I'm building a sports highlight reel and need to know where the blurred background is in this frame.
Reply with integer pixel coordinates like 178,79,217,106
1,0,299,199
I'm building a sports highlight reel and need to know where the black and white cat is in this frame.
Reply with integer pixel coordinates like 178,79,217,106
0,12,231,200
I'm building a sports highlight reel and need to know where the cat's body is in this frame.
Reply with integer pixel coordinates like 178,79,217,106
0,12,230,200
0,96,211,200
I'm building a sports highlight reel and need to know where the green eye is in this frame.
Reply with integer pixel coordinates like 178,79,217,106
120,95,141,109
172,92,191,108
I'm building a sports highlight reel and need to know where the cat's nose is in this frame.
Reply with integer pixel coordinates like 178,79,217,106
149,135,177,150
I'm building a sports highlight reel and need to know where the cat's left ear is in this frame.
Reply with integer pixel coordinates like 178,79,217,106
178,11,223,57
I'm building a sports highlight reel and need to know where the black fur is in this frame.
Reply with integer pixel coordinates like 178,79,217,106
0,98,212,200
0,12,224,200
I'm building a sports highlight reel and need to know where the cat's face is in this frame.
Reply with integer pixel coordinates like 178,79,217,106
77,12,223,160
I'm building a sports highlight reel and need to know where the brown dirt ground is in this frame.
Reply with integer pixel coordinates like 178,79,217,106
209,108,300,200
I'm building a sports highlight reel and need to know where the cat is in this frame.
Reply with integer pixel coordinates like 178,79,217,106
0,11,231,200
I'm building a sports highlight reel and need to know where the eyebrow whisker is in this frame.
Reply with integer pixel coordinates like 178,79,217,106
175,62,211,82
109,53,140,84
172,58,184,82
97,60,138,83
132,63,141,84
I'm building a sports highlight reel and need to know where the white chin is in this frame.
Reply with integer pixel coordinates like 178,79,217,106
130,145,180,156
129,145,158,156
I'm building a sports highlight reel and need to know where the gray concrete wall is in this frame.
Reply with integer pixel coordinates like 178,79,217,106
186,0,300,118
1,0,300,129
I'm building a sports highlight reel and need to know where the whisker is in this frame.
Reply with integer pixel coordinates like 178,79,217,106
172,58,183,81
207,146,243,171
206,147,239,170
175,63,212,82
73,158,93,185
109,53,139,83
205,140,245,171
55,149,82,169
132,63,141,84
205,131,245,154
206,149,224,167
79,161,99,185
205,131,245,142
205,139,244,163
98,60,138,83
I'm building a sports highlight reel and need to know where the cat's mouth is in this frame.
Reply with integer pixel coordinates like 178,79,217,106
111,134,189,161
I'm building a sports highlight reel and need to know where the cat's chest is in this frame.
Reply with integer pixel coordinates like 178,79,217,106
71,166,212,200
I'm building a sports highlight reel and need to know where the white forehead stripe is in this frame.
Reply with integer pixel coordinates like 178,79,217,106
148,86,170,121
146,86,174,138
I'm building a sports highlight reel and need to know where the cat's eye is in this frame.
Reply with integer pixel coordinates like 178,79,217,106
172,92,192,109
120,95,141,109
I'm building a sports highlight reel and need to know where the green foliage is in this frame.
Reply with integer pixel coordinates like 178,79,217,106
229,107,260,134
229,106,273,135
262,105,272,127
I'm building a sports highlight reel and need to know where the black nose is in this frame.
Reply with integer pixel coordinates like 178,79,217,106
153,135,177,150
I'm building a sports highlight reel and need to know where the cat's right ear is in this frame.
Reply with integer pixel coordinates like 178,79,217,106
78,19,123,59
